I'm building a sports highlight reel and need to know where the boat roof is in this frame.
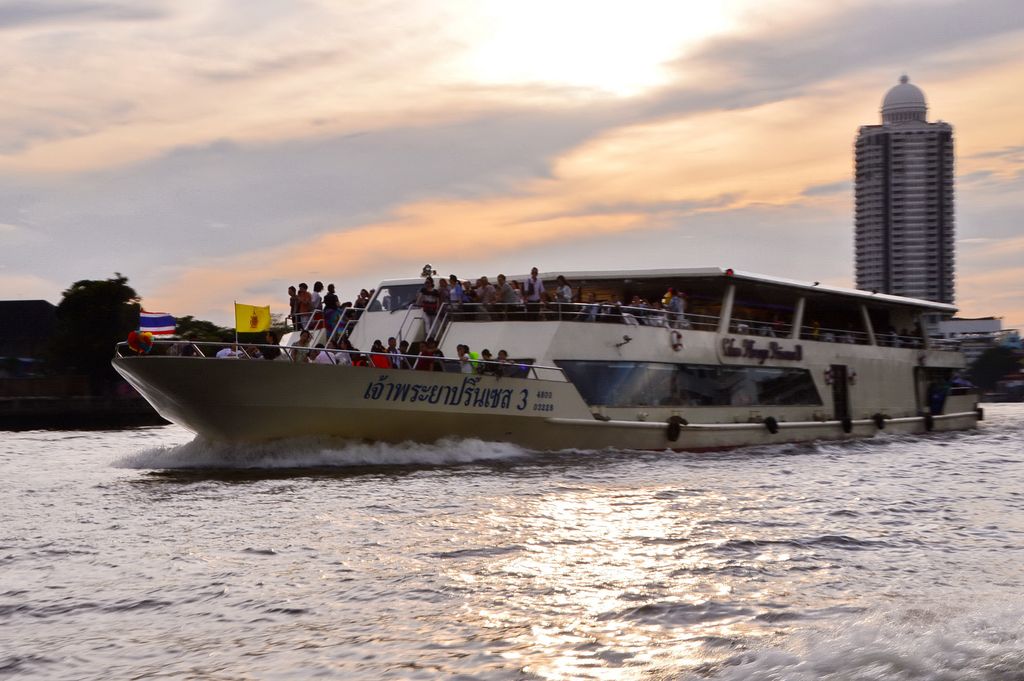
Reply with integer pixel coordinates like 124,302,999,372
377,267,957,313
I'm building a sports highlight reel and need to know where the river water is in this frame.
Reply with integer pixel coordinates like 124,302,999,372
2,404,1023,680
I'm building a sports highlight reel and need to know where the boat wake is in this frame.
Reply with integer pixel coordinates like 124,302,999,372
692,603,1024,680
113,436,531,470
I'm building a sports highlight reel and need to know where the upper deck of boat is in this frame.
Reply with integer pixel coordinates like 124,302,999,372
347,266,959,353
375,267,957,314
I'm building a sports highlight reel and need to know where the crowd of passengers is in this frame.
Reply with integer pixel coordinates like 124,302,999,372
414,268,692,330
209,330,529,377
287,281,373,332
285,269,693,332
273,271,923,351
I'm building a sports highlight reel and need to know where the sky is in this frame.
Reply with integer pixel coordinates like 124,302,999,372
1,0,1022,328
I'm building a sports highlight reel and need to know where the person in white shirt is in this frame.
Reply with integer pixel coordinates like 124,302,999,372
522,267,545,319
216,344,241,359
522,267,544,301
310,281,324,311
312,343,336,364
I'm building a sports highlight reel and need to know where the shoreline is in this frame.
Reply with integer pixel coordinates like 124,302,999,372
0,396,168,431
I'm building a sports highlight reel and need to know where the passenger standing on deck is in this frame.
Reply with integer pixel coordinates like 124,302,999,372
554,275,573,318
496,274,517,319
296,283,313,329
437,278,450,310
448,275,465,316
323,284,341,333
511,280,525,307
666,288,687,329
288,286,300,330
416,277,441,331
522,267,545,319
311,282,324,311
457,344,477,374
386,337,401,368
352,289,371,320
580,292,600,322
476,276,496,320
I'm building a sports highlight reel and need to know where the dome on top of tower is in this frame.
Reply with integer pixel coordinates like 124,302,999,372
881,75,927,123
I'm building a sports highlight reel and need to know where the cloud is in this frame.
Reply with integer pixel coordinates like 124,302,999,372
192,48,351,83
802,180,850,197
969,144,1024,160
675,0,1024,89
0,106,624,291
3,0,1024,334
0,1,167,29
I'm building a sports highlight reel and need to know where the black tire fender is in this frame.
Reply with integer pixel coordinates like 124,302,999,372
764,416,779,434
872,413,886,430
923,412,934,431
666,415,687,442
841,417,853,433
976,407,984,421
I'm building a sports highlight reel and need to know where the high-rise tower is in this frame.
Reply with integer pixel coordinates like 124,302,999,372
854,75,954,308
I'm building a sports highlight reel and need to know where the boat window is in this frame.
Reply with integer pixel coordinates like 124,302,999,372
800,296,871,345
728,282,797,338
369,284,422,312
555,360,822,407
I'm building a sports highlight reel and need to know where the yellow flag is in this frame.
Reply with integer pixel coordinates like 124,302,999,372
235,303,271,332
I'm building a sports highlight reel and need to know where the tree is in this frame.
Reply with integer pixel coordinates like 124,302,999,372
968,346,1021,391
49,274,139,394
174,316,233,342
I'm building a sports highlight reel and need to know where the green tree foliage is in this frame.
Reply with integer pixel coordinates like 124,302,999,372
968,346,1021,391
49,274,139,394
174,316,233,342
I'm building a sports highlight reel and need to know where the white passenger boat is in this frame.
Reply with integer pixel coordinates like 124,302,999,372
112,268,980,449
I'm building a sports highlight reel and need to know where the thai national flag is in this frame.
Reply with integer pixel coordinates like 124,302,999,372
140,309,176,335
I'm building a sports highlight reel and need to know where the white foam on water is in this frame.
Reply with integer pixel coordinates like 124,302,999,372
700,605,1024,680
112,436,531,470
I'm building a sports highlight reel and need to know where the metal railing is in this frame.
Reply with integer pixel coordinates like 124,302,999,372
114,340,566,381
729,317,794,339
430,301,720,331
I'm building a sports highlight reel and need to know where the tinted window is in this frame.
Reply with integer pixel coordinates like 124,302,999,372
556,361,821,407
369,284,422,312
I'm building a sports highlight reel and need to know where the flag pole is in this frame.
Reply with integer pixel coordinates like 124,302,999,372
234,301,238,346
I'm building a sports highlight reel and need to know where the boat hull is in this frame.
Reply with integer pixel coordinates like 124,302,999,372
113,357,977,450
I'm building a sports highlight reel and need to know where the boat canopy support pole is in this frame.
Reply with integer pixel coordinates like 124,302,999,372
718,283,736,335
860,304,876,346
791,296,805,340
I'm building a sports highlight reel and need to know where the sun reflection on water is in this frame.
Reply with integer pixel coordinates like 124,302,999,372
445,484,779,679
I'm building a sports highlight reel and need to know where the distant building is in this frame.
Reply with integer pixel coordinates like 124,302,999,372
932,317,1006,366
855,76,954,326
0,300,56,376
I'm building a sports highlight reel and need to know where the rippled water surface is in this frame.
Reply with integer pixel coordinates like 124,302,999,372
2,404,1024,679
